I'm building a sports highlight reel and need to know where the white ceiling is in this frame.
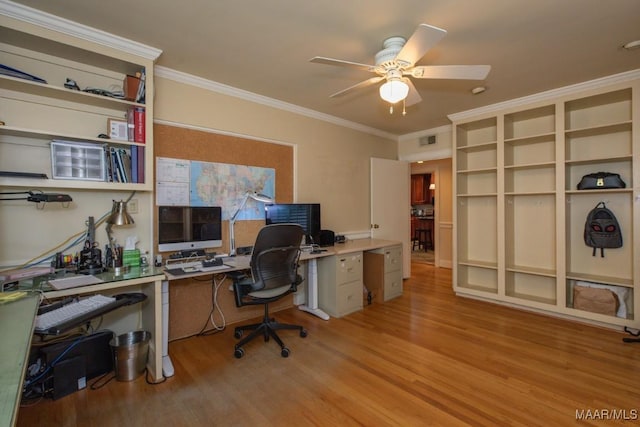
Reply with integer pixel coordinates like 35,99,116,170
8,0,640,137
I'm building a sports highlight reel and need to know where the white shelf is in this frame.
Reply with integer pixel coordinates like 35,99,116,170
454,82,638,327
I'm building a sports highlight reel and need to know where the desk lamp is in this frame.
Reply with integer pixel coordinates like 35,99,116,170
229,191,273,256
106,200,134,268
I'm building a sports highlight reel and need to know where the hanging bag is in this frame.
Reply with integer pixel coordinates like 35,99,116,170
583,202,622,257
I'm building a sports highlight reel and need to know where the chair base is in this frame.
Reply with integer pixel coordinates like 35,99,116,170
234,308,307,358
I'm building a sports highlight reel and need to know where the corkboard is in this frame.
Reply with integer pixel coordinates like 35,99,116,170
154,123,295,340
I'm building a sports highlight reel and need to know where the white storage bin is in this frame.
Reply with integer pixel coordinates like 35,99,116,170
51,140,106,181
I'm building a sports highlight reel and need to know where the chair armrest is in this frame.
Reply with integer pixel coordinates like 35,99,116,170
230,271,253,307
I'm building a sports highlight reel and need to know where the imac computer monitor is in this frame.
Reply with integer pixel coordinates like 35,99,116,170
158,206,222,252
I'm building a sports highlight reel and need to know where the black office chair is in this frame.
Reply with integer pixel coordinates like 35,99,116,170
231,223,308,358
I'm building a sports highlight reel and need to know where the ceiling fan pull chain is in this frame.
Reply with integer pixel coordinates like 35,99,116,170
402,99,407,116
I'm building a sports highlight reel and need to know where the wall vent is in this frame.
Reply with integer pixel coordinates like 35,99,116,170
419,135,436,146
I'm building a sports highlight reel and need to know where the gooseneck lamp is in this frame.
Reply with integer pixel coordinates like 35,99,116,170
229,191,274,256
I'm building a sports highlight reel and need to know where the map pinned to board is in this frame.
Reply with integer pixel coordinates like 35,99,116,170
156,157,275,221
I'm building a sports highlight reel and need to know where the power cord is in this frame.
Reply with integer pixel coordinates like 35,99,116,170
197,273,227,335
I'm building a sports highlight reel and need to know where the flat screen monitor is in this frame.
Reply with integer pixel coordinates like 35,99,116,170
264,203,321,245
158,206,222,252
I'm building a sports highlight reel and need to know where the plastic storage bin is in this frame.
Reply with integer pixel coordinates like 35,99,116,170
51,140,106,181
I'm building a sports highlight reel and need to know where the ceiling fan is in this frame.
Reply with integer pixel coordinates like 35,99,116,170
310,24,491,113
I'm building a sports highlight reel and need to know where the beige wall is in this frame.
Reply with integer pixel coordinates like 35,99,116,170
154,76,397,236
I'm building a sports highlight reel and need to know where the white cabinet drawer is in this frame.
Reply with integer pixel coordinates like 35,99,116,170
384,269,403,301
336,280,364,317
383,246,402,273
336,253,362,284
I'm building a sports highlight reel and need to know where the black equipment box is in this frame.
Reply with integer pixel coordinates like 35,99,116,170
37,330,114,399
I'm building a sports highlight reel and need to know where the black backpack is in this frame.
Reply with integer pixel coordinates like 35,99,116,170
584,202,622,257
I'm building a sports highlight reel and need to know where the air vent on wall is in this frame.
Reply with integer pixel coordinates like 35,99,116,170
419,135,436,146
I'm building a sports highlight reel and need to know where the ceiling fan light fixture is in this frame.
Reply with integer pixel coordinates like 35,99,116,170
622,39,640,50
379,79,409,104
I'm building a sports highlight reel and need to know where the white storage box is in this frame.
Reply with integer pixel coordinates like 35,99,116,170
51,140,106,181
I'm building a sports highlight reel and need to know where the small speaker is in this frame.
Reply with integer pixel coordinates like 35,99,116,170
319,229,335,247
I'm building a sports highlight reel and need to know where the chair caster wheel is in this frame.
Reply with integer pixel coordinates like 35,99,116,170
234,347,245,359
281,347,290,357
300,329,308,338
234,329,243,339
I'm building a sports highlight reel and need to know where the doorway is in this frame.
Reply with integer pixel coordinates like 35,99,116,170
410,169,435,265
406,157,452,270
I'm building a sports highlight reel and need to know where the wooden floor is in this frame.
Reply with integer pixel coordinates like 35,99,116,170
18,264,640,426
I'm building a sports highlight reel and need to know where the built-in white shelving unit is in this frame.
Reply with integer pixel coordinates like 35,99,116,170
452,77,639,329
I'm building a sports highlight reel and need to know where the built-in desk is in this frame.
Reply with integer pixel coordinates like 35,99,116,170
16,267,166,382
2,267,165,423
0,293,40,427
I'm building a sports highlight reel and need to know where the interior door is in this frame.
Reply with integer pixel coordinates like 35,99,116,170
370,157,411,277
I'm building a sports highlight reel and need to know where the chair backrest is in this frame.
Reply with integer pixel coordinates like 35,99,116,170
250,224,304,291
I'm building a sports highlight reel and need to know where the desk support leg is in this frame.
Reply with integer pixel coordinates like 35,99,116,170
298,258,330,320
162,280,175,377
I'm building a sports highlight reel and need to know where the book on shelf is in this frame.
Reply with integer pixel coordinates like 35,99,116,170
134,107,145,143
127,107,135,142
110,146,123,182
104,144,143,184
131,146,138,183
135,69,146,103
120,148,131,183
104,146,113,182
137,146,145,184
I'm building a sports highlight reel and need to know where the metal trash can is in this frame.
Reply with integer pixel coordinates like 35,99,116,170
110,330,151,381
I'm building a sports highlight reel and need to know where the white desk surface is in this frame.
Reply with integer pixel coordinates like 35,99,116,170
163,238,401,280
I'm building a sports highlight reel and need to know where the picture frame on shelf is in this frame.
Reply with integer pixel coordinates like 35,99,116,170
108,118,128,141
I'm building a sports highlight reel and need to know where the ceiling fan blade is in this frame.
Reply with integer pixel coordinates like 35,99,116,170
404,79,422,107
310,56,376,72
330,76,384,98
395,24,447,67
409,65,491,80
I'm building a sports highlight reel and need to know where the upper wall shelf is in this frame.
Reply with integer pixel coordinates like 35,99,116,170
0,15,157,191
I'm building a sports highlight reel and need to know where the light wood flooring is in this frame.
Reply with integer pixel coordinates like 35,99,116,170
18,264,640,426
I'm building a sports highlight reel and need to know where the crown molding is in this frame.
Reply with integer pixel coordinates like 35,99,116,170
449,69,640,122
154,66,397,141
0,0,162,60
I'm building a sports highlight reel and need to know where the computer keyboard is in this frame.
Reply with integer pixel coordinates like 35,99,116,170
199,264,230,272
35,294,116,334
165,260,202,271
48,274,104,290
